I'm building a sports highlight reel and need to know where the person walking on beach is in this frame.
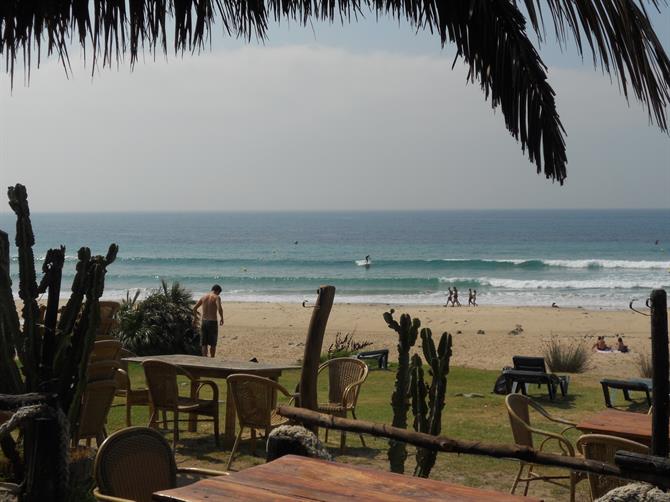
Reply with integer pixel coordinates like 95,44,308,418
472,289,478,307
468,288,474,306
193,284,224,357
453,287,461,307
445,287,454,307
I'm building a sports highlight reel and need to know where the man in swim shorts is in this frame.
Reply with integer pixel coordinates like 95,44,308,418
193,284,224,357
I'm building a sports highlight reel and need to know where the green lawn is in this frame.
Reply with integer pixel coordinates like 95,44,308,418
99,363,650,501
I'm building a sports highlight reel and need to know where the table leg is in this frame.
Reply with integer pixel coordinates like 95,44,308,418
188,380,197,432
224,380,237,446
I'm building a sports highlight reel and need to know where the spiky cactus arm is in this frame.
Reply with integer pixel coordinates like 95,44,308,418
8,184,40,391
56,246,91,336
415,330,453,478
410,353,428,434
0,230,24,394
383,309,420,474
36,247,65,388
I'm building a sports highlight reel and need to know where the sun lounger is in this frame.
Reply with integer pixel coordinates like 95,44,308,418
600,378,652,408
356,349,389,369
502,356,569,400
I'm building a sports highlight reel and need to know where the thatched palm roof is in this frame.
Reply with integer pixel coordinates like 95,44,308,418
1,1,669,184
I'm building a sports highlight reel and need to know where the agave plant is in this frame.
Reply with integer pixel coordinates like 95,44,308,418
113,280,200,356
1,1,669,184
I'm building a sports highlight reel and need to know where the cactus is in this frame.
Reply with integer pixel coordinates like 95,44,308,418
0,184,117,499
383,309,420,473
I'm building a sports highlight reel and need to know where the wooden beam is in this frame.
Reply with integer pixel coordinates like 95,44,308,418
298,286,335,431
277,406,670,488
649,289,669,458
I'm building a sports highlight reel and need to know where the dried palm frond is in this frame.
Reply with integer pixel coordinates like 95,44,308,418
1,1,669,184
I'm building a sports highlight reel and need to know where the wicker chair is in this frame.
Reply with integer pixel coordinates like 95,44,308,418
114,348,151,427
73,379,118,447
576,434,648,500
317,357,369,452
88,361,121,382
90,340,122,363
97,301,121,338
505,393,582,502
93,426,227,502
142,360,219,450
225,374,292,470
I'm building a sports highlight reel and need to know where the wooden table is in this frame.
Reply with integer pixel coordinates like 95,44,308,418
576,409,670,446
153,455,541,501
123,355,299,444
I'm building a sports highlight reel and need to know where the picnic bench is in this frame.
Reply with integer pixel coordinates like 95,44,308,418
356,349,389,369
600,378,652,408
503,356,569,400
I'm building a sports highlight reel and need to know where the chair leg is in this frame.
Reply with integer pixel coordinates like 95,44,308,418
569,471,576,502
324,428,329,443
510,463,525,494
126,401,132,427
149,409,157,429
351,410,366,448
251,428,257,455
523,465,534,496
340,430,346,454
213,412,220,447
173,411,179,451
226,428,244,471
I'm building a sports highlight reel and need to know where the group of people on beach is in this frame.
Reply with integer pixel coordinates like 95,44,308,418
592,335,629,353
445,287,477,307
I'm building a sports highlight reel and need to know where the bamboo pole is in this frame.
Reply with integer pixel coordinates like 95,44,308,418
277,405,670,488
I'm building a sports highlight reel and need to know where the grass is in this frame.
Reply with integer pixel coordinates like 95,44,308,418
2,362,651,501
636,352,653,378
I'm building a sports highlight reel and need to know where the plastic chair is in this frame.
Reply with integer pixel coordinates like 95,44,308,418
142,360,219,450
317,357,368,452
114,348,151,426
576,434,648,500
93,426,227,502
505,393,582,502
73,379,118,447
226,374,291,470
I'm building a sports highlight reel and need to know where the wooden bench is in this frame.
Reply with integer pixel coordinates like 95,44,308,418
356,349,389,369
600,378,652,408
503,356,569,400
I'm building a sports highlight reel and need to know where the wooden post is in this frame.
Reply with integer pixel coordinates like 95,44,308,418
298,286,335,432
649,289,669,458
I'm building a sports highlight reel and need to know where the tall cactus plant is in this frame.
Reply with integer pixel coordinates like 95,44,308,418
0,184,117,500
383,309,420,474
384,310,452,478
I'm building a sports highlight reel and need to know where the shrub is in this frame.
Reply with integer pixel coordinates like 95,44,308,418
113,280,200,356
636,352,653,378
542,337,590,373
320,331,373,362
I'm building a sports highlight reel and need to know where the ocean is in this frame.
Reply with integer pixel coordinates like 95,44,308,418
1,210,669,309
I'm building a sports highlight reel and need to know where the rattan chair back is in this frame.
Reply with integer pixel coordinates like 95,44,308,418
320,357,368,409
576,434,648,499
90,339,122,363
97,301,121,337
143,360,181,409
74,379,117,446
94,426,176,502
87,360,120,382
228,374,291,430
506,393,535,448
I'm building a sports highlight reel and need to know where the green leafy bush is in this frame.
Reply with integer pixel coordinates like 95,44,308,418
113,280,200,356
543,337,591,373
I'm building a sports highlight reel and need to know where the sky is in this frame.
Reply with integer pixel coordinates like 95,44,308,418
1,8,669,212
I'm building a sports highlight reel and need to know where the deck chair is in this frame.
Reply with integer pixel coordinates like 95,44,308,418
73,379,118,447
115,348,151,426
317,357,368,452
142,360,219,450
93,426,227,502
90,339,122,363
505,393,582,502
576,434,648,500
226,374,291,470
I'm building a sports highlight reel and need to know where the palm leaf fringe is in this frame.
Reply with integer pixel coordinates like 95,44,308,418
1,1,669,183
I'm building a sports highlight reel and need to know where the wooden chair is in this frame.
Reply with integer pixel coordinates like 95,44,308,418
114,348,151,427
87,360,121,382
73,379,118,447
505,393,581,502
317,357,369,452
576,434,648,500
226,374,291,470
90,340,122,363
97,301,121,338
93,426,227,502
142,360,219,450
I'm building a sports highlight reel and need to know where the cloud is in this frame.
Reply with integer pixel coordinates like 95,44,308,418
1,45,668,211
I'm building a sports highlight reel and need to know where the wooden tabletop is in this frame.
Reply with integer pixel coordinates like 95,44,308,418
153,455,541,501
576,409,669,446
122,354,299,377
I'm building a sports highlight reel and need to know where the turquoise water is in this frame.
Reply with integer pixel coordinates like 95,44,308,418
2,210,669,308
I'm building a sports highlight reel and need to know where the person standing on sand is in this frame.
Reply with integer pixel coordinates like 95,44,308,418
445,287,454,307
453,287,461,307
468,288,474,306
472,289,478,307
193,284,224,357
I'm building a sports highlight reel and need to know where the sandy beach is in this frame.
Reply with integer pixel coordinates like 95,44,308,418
207,302,652,379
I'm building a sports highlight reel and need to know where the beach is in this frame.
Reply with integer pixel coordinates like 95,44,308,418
210,302,651,379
